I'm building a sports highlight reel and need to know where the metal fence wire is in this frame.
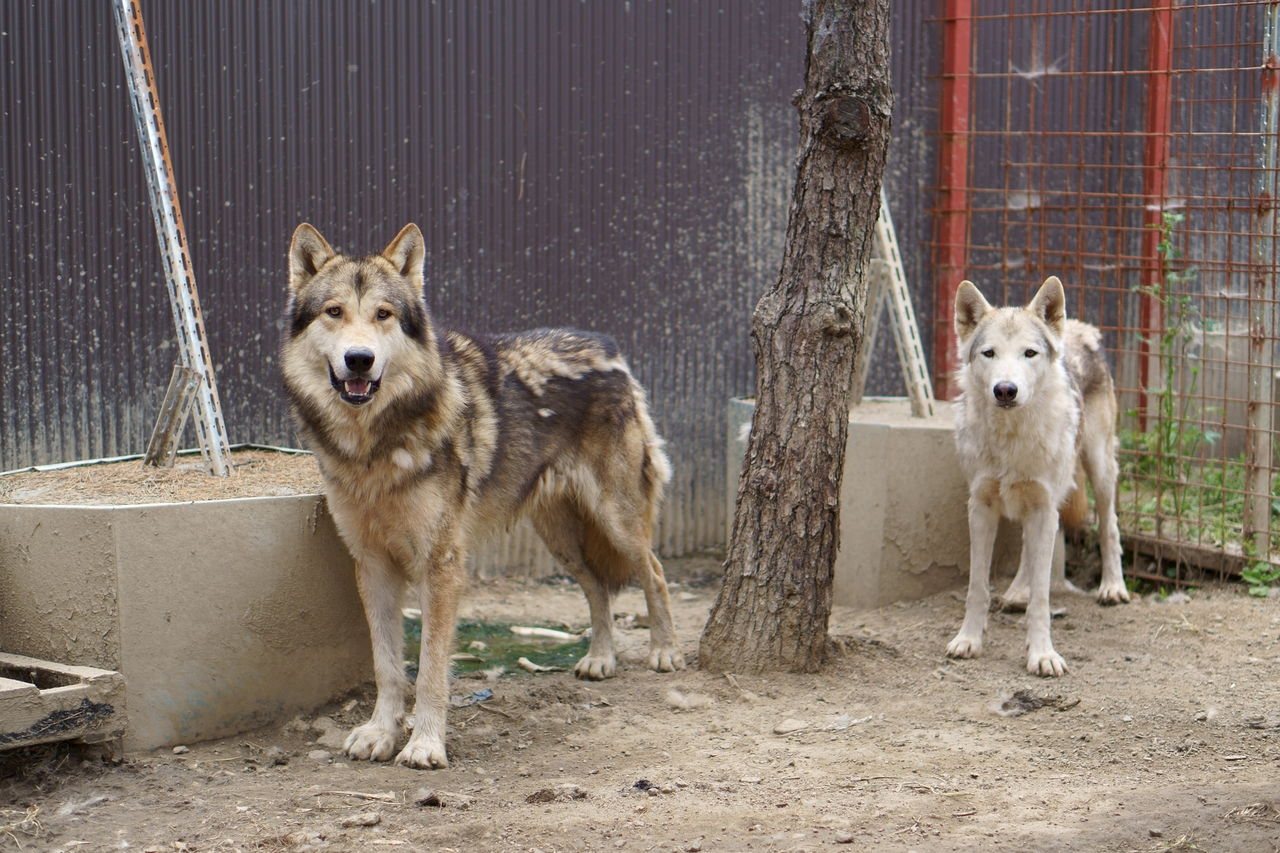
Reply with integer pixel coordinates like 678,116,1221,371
932,1,1280,583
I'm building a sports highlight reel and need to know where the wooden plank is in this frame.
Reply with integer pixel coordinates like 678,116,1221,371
0,654,126,750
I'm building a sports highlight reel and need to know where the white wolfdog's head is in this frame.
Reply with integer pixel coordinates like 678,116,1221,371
283,223,432,409
954,276,1067,410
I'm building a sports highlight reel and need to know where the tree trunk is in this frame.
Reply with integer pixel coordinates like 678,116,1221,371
699,0,892,674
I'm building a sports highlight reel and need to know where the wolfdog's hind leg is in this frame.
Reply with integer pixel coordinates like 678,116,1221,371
590,500,684,673
1084,434,1130,605
531,503,618,680
636,551,685,672
588,494,686,676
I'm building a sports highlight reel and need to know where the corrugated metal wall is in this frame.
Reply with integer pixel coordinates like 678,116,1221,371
1,1,936,557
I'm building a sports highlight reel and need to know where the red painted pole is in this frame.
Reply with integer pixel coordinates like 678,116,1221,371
1138,0,1175,425
933,0,972,400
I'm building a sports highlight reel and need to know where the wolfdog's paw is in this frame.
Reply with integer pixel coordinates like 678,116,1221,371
1096,581,1131,605
574,653,617,680
344,723,398,762
946,634,983,659
649,646,686,673
1027,648,1069,677
395,736,448,770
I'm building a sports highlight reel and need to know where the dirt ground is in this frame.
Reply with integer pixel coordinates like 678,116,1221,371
3,556,1279,853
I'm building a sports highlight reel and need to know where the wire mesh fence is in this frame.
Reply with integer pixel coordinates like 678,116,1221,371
932,1,1279,585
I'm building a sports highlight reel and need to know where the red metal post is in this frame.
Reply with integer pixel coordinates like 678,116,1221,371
933,0,972,400
1138,0,1175,424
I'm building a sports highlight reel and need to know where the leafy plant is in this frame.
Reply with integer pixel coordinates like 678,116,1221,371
1121,212,1219,531
1240,561,1280,598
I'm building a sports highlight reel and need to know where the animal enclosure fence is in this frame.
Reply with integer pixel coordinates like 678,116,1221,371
933,1,1280,584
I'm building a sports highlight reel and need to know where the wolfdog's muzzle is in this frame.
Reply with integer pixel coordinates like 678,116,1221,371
329,366,381,405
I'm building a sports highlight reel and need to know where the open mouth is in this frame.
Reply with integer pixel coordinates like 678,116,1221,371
995,400,1018,409
329,365,381,406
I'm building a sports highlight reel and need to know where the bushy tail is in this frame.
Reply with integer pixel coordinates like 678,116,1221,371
629,374,671,528
1058,461,1089,528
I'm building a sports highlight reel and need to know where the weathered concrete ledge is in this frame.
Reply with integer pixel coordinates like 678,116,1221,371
0,490,371,750
727,397,1018,609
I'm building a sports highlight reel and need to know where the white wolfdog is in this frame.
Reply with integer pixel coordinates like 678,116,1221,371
947,276,1129,677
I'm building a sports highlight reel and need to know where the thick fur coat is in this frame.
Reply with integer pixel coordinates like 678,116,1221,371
281,223,684,768
947,276,1128,677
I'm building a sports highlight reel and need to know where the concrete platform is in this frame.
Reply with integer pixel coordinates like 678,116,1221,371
727,397,1017,609
0,493,370,750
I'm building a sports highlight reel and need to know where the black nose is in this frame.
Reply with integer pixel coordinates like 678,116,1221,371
344,348,375,373
993,381,1018,404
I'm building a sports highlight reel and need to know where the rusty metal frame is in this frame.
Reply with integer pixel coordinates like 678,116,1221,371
112,0,232,476
933,0,974,400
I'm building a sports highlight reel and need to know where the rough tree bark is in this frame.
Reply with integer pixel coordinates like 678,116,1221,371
699,0,893,673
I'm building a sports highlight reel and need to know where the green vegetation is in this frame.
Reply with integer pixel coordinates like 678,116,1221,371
1118,211,1279,594
1241,561,1280,598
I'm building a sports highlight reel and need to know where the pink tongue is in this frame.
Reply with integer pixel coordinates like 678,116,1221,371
345,379,371,395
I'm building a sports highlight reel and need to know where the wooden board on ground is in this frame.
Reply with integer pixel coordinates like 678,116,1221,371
0,652,126,750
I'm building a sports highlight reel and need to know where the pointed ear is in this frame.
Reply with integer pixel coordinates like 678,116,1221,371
1027,275,1066,336
288,223,335,294
382,223,426,283
954,280,992,342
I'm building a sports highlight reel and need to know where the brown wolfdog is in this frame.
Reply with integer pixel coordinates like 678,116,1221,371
282,223,684,768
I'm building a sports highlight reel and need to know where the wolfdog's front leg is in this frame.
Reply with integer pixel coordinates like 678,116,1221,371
947,492,999,659
396,550,464,769
345,556,408,761
1023,508,1068,677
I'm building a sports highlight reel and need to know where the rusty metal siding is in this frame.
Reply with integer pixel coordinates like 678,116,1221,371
2,1,934,557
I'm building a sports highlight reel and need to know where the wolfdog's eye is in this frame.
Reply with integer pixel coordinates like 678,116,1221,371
376,308,392,321
981,348,995,359
325,306,342,318
1024,348,1038,358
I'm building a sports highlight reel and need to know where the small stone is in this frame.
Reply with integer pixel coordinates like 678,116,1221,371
740,776,762,784
773,718,809,735
1121,715,1134,723
686,841,704,852
265,746,289,766
1149,828,1164,838
308,749,332,763
282,716,311,735
835,829,855,844
283,831,320,846
647,787,660,797
413,788,472,809
556,784,587,801
171,745,190,755
339,812,381,828
312,715,340,733
1195,711,1209,722
315,724,348,751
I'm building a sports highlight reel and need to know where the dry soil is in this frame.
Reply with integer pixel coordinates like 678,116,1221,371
2,557,1279,853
